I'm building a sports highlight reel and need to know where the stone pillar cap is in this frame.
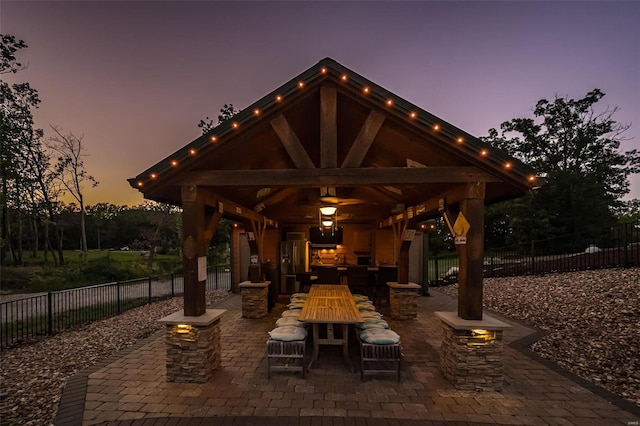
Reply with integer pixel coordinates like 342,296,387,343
239,281,271,288
435,311,512,330
159,309,226,326
386,282,421,289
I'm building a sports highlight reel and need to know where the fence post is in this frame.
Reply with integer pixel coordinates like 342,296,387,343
530,240,535,275
623,223,629,268
47,292,53,336
117,281,121,314
148,277,152,304
434,257,439,283
171,273,175,297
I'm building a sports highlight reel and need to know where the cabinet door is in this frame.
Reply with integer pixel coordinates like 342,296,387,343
354,231,371,252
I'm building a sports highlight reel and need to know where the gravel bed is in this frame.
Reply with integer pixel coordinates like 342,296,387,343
439,267,640,407
0,289,230,426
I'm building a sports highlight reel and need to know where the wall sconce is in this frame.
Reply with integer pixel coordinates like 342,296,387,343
175,324,193,334
467,329,496,346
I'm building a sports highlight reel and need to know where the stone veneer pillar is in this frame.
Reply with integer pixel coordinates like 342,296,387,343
387,282,421,320
158,309,225,383
434,311,511,391
239,281,270,318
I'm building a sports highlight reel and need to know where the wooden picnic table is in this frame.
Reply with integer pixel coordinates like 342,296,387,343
298,285,363,371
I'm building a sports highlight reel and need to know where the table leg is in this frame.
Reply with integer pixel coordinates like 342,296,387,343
308,323,320,371
342,324,354,372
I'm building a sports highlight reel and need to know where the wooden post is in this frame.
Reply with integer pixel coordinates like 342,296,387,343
392,212,416,284
181,186,221,316
243,219,266,283
457,182,485,320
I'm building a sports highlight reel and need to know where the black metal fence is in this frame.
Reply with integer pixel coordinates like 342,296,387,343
0,264,231,349
427,221,640,285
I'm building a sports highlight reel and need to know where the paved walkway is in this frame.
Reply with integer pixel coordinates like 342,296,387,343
55,290,639,426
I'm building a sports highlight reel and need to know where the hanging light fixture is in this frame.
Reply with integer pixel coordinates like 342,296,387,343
319,206,338,236
319,206,336,216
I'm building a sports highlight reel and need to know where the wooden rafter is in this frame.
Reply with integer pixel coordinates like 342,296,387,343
341,110,385,168
378,182,486,228
193,186,277,227
270,114,315,169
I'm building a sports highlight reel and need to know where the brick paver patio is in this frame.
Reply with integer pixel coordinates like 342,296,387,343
55,290,639,425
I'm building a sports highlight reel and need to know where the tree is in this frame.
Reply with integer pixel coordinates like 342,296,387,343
0,35,41,265
86,202,119,251
197,103,240,134
0,34,27,74
48,126,99,256
483,89,640,248
21,128,65,265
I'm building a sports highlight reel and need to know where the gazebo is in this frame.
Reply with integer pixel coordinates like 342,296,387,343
128,58,538,387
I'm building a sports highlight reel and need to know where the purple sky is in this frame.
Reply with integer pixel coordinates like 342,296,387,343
3,1,639,207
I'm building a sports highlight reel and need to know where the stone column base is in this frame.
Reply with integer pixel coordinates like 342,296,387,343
387,282,421,320
159,309,226,383
239,281,270,318
435,311,511,391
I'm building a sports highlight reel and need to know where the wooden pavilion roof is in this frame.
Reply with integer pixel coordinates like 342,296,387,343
128,58,538,227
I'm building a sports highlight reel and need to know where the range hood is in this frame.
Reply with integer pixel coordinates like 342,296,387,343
309,226,343,248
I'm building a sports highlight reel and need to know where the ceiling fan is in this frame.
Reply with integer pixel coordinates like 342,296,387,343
319,186,366,206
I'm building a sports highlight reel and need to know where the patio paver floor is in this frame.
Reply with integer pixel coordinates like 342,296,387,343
55,290,640,426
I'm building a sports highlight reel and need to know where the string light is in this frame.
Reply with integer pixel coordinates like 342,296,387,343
137,68,532,192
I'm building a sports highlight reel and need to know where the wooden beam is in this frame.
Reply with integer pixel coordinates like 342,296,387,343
253,187,298,211
320,86,337,168
193,186,277,227
457,182,485,320
341,110,385,168
270,114,315,169
181,185,208,316
178,167,501,187
378,182,486,227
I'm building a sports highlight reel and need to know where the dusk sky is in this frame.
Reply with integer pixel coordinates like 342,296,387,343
2,1,639,207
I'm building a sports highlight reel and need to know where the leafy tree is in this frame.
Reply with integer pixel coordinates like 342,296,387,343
0,35,41,265
21,128,65,265
0,34,27,74
483,89,640,248
86,202,119,250
48,126,99,257
197,103,240,134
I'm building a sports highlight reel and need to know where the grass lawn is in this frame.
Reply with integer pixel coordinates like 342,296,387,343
3,250,183,294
